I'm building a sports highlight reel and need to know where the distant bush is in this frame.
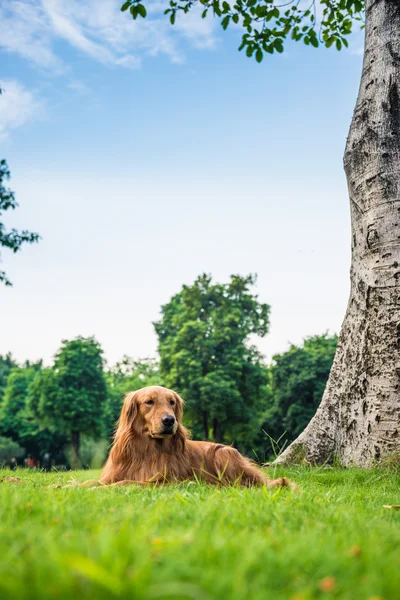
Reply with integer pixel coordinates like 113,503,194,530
0,435,24,465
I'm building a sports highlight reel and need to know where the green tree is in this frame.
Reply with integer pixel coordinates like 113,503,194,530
120,0,400,467
0,364,62,459
104,357,161,439
154,274,270,445
30,337,107,468
0,367,34,440
261,334,337,453
0,367,34,443
0,353,17,400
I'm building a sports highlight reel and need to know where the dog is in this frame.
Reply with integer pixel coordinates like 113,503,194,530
97,386,294,489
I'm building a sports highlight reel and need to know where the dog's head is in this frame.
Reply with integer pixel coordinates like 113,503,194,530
120,386,184,440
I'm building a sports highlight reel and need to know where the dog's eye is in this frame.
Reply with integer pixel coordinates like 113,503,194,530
145,400,154,406
169,400,175,406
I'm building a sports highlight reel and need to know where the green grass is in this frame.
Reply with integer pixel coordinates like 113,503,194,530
1,467,400,600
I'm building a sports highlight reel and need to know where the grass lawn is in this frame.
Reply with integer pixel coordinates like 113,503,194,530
1,467,400,600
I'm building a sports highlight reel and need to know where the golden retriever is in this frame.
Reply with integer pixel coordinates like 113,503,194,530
98,386,293,489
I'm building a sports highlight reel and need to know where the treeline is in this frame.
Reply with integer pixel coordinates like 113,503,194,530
0,274,337,468
0,344,160,469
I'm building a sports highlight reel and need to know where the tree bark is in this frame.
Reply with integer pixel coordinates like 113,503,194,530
71,430,80,470
276,0,400,466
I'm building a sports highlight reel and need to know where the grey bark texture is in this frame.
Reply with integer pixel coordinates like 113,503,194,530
276,0,400,466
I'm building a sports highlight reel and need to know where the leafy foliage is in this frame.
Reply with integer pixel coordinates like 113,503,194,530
120,0,364,62
154,274,270,445
0,354,17,400
0,159,40,286
30,337,108,465
0,364,64,458
260,333,337,452
0,367,38,441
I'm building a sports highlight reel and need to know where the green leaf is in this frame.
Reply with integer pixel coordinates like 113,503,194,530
232,13,239,23
255,48,263,63
243,14,252,28
170,11,176,24
121,1,131,12
137,4,147,18
266,8,278,22
246,44,254,57
221,15,230,30
213,1,222,17
274,38,284,53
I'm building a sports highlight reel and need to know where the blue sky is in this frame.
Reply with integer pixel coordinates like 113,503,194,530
0,0,364,366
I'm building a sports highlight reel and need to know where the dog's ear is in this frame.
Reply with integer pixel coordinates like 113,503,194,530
172,391,189,451
173,391,184,423
119,391,138,428
108,391,139,466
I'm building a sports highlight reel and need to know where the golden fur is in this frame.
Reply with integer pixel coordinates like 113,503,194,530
99,386,293,488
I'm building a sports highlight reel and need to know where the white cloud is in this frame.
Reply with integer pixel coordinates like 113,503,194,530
68,80,91,95
0,0,217,72
0,2,63,72
0,80,44,140
41,0,141,68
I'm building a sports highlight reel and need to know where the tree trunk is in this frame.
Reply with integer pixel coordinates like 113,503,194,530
71,430,80,470
203,412,209,440
213,418,223,443
276,0,400,467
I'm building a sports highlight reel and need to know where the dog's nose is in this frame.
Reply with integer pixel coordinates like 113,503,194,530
162,415,175,427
